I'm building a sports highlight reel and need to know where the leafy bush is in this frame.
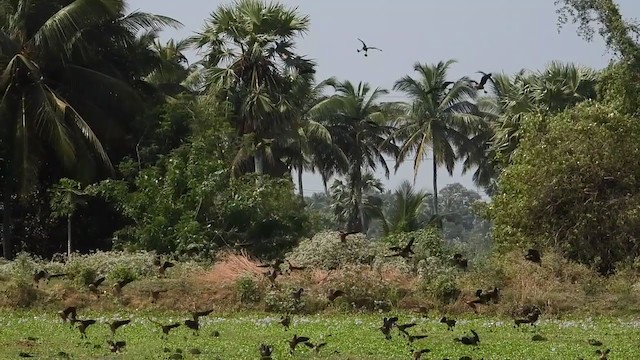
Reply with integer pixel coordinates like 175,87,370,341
416,257,460,303
235,276,262,304
490,102,640,274
286,231,376,270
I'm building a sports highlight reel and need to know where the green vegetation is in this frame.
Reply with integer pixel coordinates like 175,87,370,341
1,0,640,357
0,311,636,359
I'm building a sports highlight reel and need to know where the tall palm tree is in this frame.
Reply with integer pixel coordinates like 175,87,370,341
190,0,314,175
0,0,179,259
311,80,398,231
393,60,479,215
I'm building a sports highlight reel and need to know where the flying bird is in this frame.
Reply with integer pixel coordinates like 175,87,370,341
357,38,382,56
386,238,416,259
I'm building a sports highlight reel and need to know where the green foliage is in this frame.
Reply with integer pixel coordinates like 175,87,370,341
416,257,460,303
597,62,640,116
491,101,640,273
286,231,376,270
235,276,262,305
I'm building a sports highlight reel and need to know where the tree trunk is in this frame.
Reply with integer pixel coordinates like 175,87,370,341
1,186,13,260
254,151,264,175
352,169,366,234
322,173,329,196
297,166,304,198
67,215,72,258
432,154,439,215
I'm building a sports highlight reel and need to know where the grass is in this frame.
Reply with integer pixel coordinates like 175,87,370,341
0,311,637,359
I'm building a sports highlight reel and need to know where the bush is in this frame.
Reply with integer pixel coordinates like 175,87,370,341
235,276,262,305
286,231,376,270
490,102,640,274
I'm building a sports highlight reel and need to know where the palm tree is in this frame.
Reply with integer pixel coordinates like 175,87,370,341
311,80,398,231
284,75,336,198
487,62,597,167
0,0,179,259
190,0,314,175
330,172,385,234
393,60,479,215
381,180,430,235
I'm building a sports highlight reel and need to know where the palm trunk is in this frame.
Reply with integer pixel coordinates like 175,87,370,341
322,173,329,196
352,169,366,233
254,151,264,175
67,215,72,258
297,166,304,198
432,154,439,215
1,185,13,260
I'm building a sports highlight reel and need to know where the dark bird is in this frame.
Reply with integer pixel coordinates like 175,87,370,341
150,289,168,303
191,309,214,322
454,329,480,346
88,276,106,296
109,319,131,336
412,348,431,360
33,270,66,285
407,334,428,343
474,71,493,92
58,306,77,323
184,319,199,335
514,306,541,327
379,316,398,340
107,340,126,353
440,316,456,331
304,341,328,353
397,322,417,336
386,237,415,259
338,230,359,243
291,288,304,300
259,344,273,360
113,279,134,295
73,319,97,338
451,253,468,270
356,38,382,56
18,352,34,358
466,287,500,312
327,289,345,302
158,261,175,276
525,249,542,265
596,349,610,360
289,334,310,354
588,339,604,347
148,318,181,337
279,314,291,330
264,269,278,283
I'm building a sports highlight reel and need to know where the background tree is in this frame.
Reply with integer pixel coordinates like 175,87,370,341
393,60,479,215
311,80,398,232
490,102,640,274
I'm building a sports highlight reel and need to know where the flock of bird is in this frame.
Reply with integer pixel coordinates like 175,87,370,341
356,38,493,93
27,238,613,359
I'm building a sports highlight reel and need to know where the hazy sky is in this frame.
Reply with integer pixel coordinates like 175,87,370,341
129,0,638,196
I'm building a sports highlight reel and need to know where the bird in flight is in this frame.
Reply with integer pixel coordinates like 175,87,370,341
357,38,382,56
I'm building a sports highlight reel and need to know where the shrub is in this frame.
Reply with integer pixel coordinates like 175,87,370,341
235,276,262,305
286,231,376,270
490,102,640,274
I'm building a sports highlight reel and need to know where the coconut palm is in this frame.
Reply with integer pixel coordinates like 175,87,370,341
381,180,430,235
0,0,179,259
330,172,385,234
311,80,398,231
190,0,314,175
393,60,480,215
